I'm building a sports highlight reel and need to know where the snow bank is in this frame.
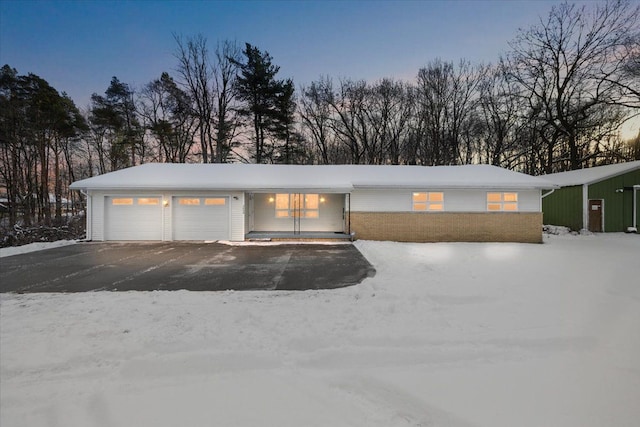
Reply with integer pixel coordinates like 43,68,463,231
543,224,594,236
2,234,639,426
0,239,77,258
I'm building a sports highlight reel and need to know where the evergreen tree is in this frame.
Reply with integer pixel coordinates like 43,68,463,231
89,77,142,171
232,43,294,163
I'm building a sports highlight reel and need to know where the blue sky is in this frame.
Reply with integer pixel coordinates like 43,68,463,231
1,0,570,108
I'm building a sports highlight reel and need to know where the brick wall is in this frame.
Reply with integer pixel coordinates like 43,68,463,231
350,212,543,243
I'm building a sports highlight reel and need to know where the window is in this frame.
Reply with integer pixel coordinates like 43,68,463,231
112,198,133,205
487,192,518,211
137,198,159,205
179,198,200,206
274,193,320,218
205,198,226,206
412,192,444,211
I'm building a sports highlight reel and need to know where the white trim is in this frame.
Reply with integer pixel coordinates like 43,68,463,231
582,184,589,230
634,186,639,230
86,190,92,241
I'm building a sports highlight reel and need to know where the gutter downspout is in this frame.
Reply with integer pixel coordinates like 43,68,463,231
541,189,555,198
540,189,555,226
582,184,589,231
632,185,639,232
80,189,91,241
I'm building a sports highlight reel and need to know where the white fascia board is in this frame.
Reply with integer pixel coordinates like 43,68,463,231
353,184,557,190
247,187,353,193
69,185,354,193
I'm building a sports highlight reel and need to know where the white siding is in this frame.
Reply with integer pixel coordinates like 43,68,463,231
91,191,104,241
351,189,541,212
230,192,245,241
351,189,411,212
162,192,170,241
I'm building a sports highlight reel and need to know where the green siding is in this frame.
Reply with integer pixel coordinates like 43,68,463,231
588,169,640,232
542,185,583,230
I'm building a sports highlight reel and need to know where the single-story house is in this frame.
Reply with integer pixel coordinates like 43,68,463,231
69,163,556,243
541,161,640,232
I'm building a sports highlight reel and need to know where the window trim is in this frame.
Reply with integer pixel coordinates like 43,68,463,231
412,192,444,211
486,192,518,212
274,193,320,219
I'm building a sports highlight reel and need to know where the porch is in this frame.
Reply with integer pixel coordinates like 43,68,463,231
245,231,355,242
245,192,352,237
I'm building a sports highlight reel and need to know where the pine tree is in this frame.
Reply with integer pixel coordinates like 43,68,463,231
232,43,295,163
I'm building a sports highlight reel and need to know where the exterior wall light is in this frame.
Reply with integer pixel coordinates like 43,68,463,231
163,200,169,207
268,197,275,203
320,196,326,203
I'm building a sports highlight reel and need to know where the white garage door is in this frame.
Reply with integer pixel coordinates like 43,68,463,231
105,196,163,240
173,196,230,240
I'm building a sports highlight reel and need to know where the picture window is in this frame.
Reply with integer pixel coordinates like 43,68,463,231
274,193,320,218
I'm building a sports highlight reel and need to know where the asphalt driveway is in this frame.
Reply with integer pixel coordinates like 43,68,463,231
0,242,375,293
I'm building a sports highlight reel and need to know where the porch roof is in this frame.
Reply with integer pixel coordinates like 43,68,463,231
70,163,556,191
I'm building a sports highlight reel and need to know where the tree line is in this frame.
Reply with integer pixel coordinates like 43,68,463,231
1,0,638,227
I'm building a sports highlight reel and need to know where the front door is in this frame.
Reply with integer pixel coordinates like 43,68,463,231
588,199,603,232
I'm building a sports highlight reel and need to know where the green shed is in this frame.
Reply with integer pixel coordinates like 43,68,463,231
542,161,640,232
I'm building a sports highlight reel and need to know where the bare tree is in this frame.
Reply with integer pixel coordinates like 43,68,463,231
139,72,197,163
213,40,242,162
476,65,528,168
367,78,415,164
504,0,639,171
327,79,370,164
414,59,481,165
174,34,215,163
299,77,335,164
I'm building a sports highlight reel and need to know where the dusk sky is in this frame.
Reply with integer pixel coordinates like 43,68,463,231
0,0,598,110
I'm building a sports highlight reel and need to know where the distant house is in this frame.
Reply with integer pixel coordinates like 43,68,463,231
542,161,640,232
69,163,555,243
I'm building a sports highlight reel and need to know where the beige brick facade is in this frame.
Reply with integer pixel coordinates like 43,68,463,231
350,212,543,243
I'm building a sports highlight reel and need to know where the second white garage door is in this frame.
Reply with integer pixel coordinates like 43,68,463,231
173,196,230,240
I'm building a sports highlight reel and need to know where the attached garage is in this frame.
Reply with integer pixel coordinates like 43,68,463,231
172,196,230,240
104,196,163,240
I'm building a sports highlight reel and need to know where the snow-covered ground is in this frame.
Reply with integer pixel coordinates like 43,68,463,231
1,234,639,427
0,239,77,258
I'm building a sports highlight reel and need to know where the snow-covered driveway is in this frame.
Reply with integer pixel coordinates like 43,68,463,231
1,234,639,426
